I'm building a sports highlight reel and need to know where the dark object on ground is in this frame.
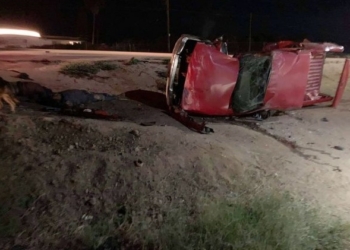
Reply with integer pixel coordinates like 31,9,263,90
41,106,120,122
30,59,55,65
333,167,342,172
41,106,60,112
168,110,214,134
15,81,116,108
155,71,167,78
140,121,156,126
129,129,140,137
125,90,167,110
156,79,166,91
57,90,108,107
10,245,27,250
58,90,116,107
96,237,121,250
125,57,140,65
16,73,33,80
321,117,329,122
57,107,121,121
134,159,144,167
17,81,53,105
333,146,344,151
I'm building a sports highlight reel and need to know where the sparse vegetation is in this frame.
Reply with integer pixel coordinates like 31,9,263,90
150,193,350,250
126,57,140,65
94,192,349,250
93,60,118,71
0,115,349,250
59,60,117,78
60,62,99,77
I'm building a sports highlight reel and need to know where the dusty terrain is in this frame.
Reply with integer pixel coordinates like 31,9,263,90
0,50,350,249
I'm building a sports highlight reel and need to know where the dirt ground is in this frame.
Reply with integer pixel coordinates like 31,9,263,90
0,52,350,249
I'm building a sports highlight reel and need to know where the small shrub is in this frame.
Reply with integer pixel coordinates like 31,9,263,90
59,61,117,78
93,61,118,71
59,62,99,78
126,57,140,65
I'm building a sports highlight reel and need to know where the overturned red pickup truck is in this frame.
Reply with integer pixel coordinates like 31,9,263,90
166,35,349,120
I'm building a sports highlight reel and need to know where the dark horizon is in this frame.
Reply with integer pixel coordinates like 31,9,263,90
0,0,349,48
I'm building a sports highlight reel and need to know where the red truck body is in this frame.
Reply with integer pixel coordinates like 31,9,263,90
166,35,348,118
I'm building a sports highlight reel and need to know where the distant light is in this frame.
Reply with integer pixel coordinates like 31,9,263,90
0,28,41,37
69,41,82,45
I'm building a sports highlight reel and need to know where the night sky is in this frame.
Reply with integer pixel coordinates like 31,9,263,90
0,0,349,48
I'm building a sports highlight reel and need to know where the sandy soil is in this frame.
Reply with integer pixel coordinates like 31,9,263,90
0,53,350,249
0,56,167,95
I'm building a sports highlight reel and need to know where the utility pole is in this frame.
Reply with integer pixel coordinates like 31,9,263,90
166,0,171,52
92,13,96,45
248,13,252,52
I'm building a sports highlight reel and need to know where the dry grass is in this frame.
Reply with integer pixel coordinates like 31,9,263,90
0,116,349,250
59,61,118,78
125,57,141,65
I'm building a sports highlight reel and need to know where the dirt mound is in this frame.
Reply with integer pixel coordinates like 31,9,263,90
0,114,240,249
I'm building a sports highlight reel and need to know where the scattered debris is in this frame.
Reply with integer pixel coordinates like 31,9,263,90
272,110,287,116
333,146,344,151
30,59,61,65
333,167,342,172
156,79,166,91
168,111,214,134
134,159,144,167
126,57,140,65
140,121,156,126
129,129,140,137
155,70,167,78
58,108,121,121
16,72,33,81
81,214,94,221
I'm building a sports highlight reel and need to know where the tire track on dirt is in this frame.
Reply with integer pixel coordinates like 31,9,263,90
230,121,341,171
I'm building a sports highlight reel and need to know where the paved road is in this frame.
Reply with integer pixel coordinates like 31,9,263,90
0,49,172,60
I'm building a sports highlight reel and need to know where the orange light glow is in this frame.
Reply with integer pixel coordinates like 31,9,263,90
0,28,41,37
